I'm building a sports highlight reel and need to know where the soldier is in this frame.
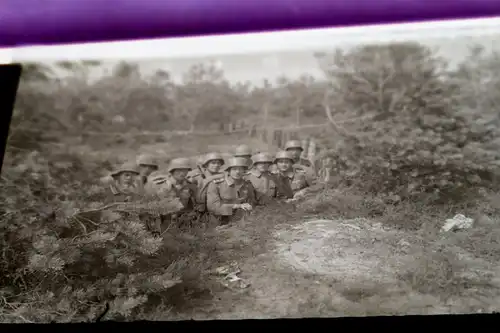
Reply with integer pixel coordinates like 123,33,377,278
245,152,279,205
186,152,225,214
163,157,197,212
136,154,159,185
145,158,197,232
234,144,253,167
107,161,142,202
206,157,256,225
271,150,310,200
284,140,314,170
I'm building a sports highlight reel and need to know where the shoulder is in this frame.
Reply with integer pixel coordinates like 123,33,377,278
294,167,307,176
207,173,224,180
245,171,255,179
208,177,225,186
293,164,306,171
187,169,202,178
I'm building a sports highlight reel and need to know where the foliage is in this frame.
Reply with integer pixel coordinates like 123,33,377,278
0,147,199,322
316,42,500,202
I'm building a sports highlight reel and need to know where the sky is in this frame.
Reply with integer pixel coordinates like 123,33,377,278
89,34,500,86
10,19,500,86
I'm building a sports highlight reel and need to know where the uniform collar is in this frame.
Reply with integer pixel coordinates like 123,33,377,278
250,169,262,178
225,174,245,187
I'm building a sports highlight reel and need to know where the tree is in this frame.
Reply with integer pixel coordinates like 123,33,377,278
174,63,239,131
316,42,500,201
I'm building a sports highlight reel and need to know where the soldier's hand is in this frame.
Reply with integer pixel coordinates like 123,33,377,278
240,203,253,211
293,190,306,199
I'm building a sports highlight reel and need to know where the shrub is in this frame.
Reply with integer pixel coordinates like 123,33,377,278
316,42,500,202
0,148,202,323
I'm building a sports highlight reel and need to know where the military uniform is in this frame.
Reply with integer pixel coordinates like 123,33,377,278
146,158,198,230
106,162,142,203
206,157,256,224
136,154,159,185
283,139,317,180
245,152,279,205
186,153,225,213
271,150,310,198
273,167,309,193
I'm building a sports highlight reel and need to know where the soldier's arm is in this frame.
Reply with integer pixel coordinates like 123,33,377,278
206,181,234,216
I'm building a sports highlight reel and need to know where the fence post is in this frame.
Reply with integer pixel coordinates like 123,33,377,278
261,128,268,143
266,125,275,146
307,138,316,163
274,129,283,148
249,124,257,138
301,138,309,159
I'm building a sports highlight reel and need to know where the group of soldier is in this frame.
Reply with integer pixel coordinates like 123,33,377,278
102,140,317,236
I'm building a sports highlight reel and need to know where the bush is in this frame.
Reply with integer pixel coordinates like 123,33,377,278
0,148,206,323
316,42,500,202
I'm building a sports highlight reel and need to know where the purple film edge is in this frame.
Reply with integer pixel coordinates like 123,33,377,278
0,0,500,47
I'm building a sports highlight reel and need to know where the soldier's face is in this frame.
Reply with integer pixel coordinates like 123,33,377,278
277,159,292,172
229,166,246,179
287,148,302,159
255,162,271,173
172,169,189,181
206,160,222,173
119,172,135,186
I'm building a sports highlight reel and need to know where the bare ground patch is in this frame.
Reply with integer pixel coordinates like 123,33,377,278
169,210,500,319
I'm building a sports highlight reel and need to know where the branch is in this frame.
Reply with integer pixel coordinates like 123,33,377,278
321,92,353,137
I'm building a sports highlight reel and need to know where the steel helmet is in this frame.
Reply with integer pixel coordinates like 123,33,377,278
110,161,140,178
136,154,159,167
168,157,192,173
224,157,250,171
284,140,303,151
252,152,274,165
201,152,225,167
273,151,294,164
234,144,252,157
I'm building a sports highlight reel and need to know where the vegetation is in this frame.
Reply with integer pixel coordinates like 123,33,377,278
1,41,500,321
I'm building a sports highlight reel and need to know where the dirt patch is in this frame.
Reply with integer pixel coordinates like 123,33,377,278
273,218,417,285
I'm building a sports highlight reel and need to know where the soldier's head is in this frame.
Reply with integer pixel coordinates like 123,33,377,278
168,158,192,182
274,151,294,172
111,162,140,187
284,140,303,160
202,152,225,174
251,152,273,173
234,144,252,159
225,157,249,180
136,154,159,177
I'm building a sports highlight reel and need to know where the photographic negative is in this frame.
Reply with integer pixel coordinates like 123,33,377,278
2,19,500,322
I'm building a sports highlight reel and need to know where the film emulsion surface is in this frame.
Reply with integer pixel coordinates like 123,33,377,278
2,31,500,322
